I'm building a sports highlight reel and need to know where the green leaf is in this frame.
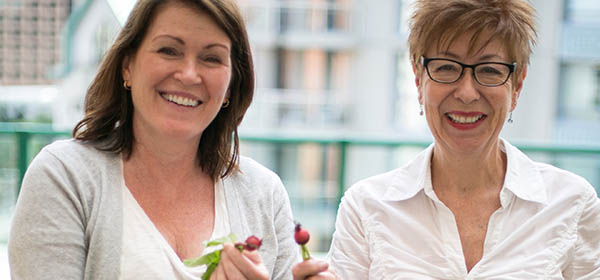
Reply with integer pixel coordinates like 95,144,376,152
183,250,221,267
204,233,237,247
202,262,219,280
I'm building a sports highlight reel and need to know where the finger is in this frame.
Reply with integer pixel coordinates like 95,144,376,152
210,260,225,280
221,243,269,279
219,244,244,279
242,249,262,265
292,259,329,280
306,270,337,280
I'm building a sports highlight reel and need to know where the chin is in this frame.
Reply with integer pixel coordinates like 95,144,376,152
160,124,203,141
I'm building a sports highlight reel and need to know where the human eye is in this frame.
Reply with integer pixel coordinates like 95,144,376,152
477,64,505,76
204,56,223,64
432,62,460,73
157,47,180,57
200,53,229,67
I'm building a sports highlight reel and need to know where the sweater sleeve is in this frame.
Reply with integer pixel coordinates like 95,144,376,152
270,176,302,280
8,148,88,279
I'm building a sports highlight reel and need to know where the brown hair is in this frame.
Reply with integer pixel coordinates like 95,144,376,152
408,0,537,84
73,0,254,180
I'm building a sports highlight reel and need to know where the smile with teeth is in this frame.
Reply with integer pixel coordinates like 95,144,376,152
160,92,200,107
446,113,485,124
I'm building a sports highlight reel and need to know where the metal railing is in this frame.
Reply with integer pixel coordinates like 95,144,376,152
2,122,600,251
3,122,600,200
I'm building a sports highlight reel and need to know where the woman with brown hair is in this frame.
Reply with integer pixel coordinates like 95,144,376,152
9,0,299,279
294,0,600,279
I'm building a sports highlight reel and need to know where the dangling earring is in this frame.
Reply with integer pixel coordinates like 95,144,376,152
123,80,131,91
507,112,513,123
222,99,230,108
419,104,424,116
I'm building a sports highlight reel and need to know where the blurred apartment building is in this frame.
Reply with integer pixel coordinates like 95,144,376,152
0,0,72,123
557,0,600,140
0,0,71,85
0,0,598,251
553,0,600,191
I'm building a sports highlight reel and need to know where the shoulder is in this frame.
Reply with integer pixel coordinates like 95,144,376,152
504,139,597,201
346,168,403,199
38,139,117,166
342,165,417,214
225,156,285,198
343,145,430,206
237,155,281,181
24,139,122,198
534,161,597,200
505,142,596,210
235,156,283,188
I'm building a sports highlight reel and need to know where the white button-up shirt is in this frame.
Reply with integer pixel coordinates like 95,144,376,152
327,140,600,279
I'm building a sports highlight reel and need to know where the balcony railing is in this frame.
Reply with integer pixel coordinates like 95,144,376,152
2,122,600,251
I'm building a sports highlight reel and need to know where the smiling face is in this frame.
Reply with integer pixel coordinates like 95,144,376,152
122,2,232,144
415,31,526,154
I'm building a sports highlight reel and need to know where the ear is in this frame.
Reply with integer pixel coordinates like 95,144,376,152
510,65,527,111
413,63,424,105
122,55,133,82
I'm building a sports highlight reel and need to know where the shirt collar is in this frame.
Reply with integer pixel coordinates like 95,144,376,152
382,143,435,201
500,138,548,205
382,139,548,205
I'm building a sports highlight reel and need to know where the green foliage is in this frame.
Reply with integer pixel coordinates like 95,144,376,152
183,233,237,280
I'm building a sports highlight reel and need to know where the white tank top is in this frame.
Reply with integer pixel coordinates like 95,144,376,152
119,180,230,279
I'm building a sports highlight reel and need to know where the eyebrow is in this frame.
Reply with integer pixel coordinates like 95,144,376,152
438,51,504,62
152,34,230,51
153,34,185,45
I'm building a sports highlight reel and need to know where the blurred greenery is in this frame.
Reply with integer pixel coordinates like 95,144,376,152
0,103,52,123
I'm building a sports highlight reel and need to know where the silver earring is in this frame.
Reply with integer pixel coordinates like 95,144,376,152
419,104,424,116
508,112,513,123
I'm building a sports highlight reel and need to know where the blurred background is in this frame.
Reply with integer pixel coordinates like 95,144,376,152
1,0,600,275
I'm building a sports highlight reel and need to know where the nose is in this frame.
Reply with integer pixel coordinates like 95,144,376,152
453,68,480,104
174,59,202,86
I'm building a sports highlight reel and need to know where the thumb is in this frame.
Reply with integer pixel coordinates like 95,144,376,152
292,259,329,280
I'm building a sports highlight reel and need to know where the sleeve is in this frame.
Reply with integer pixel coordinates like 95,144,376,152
564,189,600,279
326,188,370,279
8,149,88,279
270,177,302,280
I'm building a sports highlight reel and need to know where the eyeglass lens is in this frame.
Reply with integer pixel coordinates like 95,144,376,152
427,59,511,86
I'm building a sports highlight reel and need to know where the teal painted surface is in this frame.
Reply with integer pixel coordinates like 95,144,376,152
2,122,600,200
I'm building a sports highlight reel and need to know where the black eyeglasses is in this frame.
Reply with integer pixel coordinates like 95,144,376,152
421,56,516,87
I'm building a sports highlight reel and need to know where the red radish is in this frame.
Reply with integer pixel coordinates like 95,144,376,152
244,235,262,251
294,223,311,260
294,224,310,245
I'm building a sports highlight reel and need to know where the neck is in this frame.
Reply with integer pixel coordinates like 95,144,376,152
124,134,209,193
431,140,506,195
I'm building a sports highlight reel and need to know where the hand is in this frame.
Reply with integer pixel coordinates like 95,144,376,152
292,258,337,280
210,243,269,280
